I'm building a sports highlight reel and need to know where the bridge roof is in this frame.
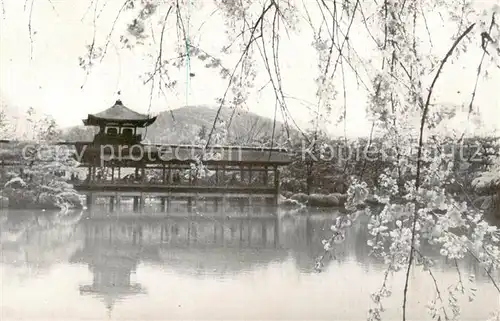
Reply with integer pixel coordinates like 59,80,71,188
74,143,292,165
83,100,157,127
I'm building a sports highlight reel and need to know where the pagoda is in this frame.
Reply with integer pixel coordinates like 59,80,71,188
82,98,157,146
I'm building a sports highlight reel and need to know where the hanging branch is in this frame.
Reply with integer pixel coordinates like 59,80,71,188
462,13,497,136
402,22,476,321
204,1,275,149
27,0,35,60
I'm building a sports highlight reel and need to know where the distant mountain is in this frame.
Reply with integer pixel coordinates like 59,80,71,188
61,105,293,145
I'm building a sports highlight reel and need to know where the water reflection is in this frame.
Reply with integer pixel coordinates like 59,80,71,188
0,209,499,320
70,218,149,317
0,210,84,278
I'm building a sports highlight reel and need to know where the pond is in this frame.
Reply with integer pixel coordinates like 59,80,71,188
0,208,499,320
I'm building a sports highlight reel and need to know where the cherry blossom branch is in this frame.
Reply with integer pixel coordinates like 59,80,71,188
402,22,476,321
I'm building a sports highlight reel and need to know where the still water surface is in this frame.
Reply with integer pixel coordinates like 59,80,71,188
0,208,499,320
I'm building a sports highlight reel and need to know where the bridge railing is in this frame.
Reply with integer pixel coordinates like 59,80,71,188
69,173,277,189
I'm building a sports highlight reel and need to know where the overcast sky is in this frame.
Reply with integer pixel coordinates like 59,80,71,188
0,0,499,138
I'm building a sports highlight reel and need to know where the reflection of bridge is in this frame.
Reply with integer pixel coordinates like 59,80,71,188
69,214,285,316
78,215,281,249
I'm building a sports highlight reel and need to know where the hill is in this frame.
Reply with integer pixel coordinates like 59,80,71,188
61,105,292,145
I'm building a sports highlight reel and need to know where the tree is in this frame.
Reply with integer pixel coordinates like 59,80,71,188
3,0,500,319
0,102,15,140
2,109,82,210
0,109,7,134
197,124,207,141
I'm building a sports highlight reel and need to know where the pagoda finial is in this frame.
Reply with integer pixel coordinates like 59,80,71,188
106,303,113,319
116,91,122,105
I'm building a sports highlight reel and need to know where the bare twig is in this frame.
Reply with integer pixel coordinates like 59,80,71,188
465,244,500,293
99,0,130,64
81,0,96,21
81,0,99,89
467,14,496,114
1,0,5,18
414,248,450,320
27,0,35,60
205,2,274,149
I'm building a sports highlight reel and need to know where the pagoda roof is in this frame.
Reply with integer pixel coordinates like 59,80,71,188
79,283,145,318
83,100,157,127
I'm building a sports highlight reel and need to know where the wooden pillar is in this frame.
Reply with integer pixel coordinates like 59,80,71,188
140,193,145,211
239,220,243,243
167,164,171,185
496,187,500,218
161,197,166,212
239,198,245,212
109,196,115,212
133,197,139,212
263,166,268,186
117,166,121,181
248,196,253,216
87,166,92,182
111,166,115,182
115,194,121,211
274,165,280,205
215,165,219,186
274,216,279,247
248,165,253,186
247,219,251,245
141,166,146,183
262,220,267,245
162,164,166,184
221,195,227,213
86,193,93,209
221,165,226,186
240,165,245,185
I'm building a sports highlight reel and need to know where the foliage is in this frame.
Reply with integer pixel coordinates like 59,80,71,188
0,101,15,140
1,110,82,210
284,135,499,197
0,109,8,137
23,107,62,141
472,139,500,191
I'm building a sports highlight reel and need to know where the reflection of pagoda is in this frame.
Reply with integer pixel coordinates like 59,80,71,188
69,219,161,316
71,248,145,316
